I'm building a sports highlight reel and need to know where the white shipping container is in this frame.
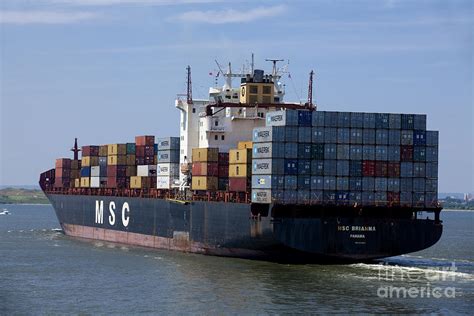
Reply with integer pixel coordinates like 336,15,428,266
156,176,174,189
90,176,100,188
156,163,180,177
91,166,100,177
137,165,157,177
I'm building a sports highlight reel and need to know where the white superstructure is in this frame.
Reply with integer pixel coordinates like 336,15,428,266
176,59,298,184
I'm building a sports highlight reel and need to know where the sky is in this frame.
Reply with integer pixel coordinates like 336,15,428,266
0,0,472,192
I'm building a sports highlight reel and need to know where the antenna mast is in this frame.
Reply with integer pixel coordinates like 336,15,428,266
307,70,316,109
71,138,80,160
265,58,284,77
186,65,193,105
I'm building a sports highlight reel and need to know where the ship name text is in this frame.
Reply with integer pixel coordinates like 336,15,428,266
337,225,376,232
95,200,130,227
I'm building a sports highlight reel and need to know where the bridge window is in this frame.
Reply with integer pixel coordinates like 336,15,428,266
215,135,218,140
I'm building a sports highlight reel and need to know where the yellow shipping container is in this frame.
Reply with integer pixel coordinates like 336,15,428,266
237,141,253,150
82,156,99,166
99,145,108,156
192,176,218,191
80,177,90,188
229,149,252,164
108,144,127,156
126,154,136,166
229,164,251,177
192,148,219,162
108,155,127,166
74,178,80,188
130,176,151,189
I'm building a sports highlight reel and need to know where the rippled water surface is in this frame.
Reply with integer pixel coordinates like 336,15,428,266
0,205,472,314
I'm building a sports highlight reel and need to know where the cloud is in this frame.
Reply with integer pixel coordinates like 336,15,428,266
172,5,286,24
49,0,220,6
0,10,100,24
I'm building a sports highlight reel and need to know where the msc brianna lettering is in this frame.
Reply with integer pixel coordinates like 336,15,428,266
39,58,442,262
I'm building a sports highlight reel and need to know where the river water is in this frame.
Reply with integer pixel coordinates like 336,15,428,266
0,205,472,314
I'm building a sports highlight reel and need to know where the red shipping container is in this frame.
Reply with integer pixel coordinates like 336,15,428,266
387,162,400,177
192,162,219,176
55,167,70,178
82,145,99,156
218,165,229,178
375,161,388,177
107,165,127,177
135,135,154,146
362,160,375,176
144,145,155,156
136,145,145,157
107,177,128,189
229,177,249,192
401,145,413,161
388,192,400,205
55,158,71,169
218,152,229,165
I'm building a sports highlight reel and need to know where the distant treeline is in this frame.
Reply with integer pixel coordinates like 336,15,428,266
0,188,49,204
440,197,474,210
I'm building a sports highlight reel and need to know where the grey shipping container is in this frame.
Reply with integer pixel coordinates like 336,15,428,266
324,176,337,190
363,145,376,160
388,146,401,161
363,113,376,128
337,128,350,144
426,146,439,162
414,114,427,130
252,126,285,143
336,160,349,176
388,130,401,145
311,160,324,176
298,127,312,143
266,110,298,127
426,163,438,178
375,113,389,129
312,111,325,127
311,176,324,190
413,147,426,162
375,177,387,191
426,131,439,146
362,177,375,191
336,177,349,190
251,189,272,204
324,144,337,160
401,130,413,145
325,128,337,143
253,142,285,159
298,144,312,159
312,127,325,143
157,150,180,163
350,112,364,128
363,129,376,144
376,129,389,145
285,143,298,159
349,177,362,190
337,112,351,127
285,127,298,142
251,175,273,189
401,162,413,177
413,163,426,177
375,146,388,161
285,175,297,190
323,160,337,176
350,145,363,160
389,114,401,129
337,145,350,160
298,159,312,175
324,112,338,127
157,137,180,151
350,129,363,144
252,158,285,175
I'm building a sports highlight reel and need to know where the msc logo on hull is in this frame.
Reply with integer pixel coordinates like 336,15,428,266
95,200,130,227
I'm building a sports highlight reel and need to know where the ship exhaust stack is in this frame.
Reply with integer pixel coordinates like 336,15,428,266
71,138,80,160
186,65,193,105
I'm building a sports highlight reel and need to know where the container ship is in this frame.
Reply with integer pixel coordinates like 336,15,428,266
39,59,442,262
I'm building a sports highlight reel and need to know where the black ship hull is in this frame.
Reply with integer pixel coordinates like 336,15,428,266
47,193,443,262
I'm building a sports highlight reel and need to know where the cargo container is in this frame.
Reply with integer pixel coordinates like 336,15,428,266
55,158,71,169
229,177,249,192
157,137,180,151
156,176,175,189
237,141,253,150
229,149,252,164
80,177,90,188
108,144,126,156
253,126,285,143
82,146,99,157
192,148,219,162
107,155,127,166
157,163,180,177
130,176,152,189
137,165,157,177
252,158,284,175
135,135,154,146
229,164,251,177
266,110,298,126
192,162,219,177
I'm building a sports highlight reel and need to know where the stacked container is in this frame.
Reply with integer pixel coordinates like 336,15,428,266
251,110,439,208
191,148,219,190
229,142,253,192
81,145,99,188
156,137,180,189
107,144,128,188
54,158,71,188
218,152,229,190
131,136,156,189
